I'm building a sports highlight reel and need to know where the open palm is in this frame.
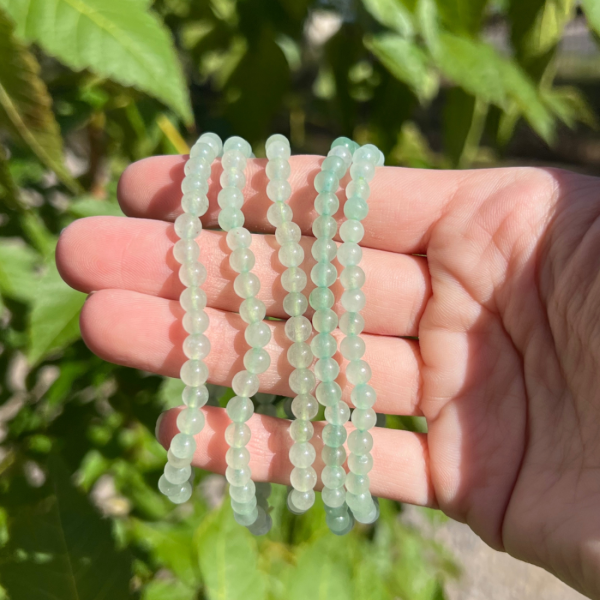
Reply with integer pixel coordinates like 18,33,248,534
57,156,600,598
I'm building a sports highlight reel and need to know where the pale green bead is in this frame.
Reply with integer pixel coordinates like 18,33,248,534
314,170,339,193
234,272,260,299
339,219,364,244
165,462,192,485
243,348,270,374
341,289,366,312
322,486,346,508
180,287,207,312
345,178,370,200
348,430,373,455
220,169,246,190
285,316,312,343
281,267,307,292
224,135,252,158
183,333,211,360
290,442,316,468
266,139,291,160
288,489,315,512
346,491,373,514
315,357,340,383
331,136,356,151
218,207,245,231
232,370,260,397
322,424,347,447
316,381,342,406
226,227,251,250
255,482,271,500
182,192,209,217
338,242,362,266
266,133,288,149
175,213,202,239
287,341,312,368
267,202,293,227
322,445,346,466
326,508,354,535
239,297,266,323
226,395,255,422
311,238,337,262
198,132,223,156
346,472,370,494
190,140,217,162
225,423,251,447
229,247,255,273
351,384,376,409
181,359,209,387
182,384,209,407
350,160,375,182
169,481,193,504
340,265,365,290
226,465,252,486
322,465,346,488
226,447,250,469
183,310,209,334
325,402,350,425
328,144,352,166
229,480,256,502
246,506,272,535
234,507,258,526
339,312,365,336
167,449,189,469
185,156,212,178
283,292,308,317
173,239,200,265
171,433,197,459
222,148,247,171
218,186,244,209
177,407,205,435
309,287,335,311
347,360,372,385
313,308,338,333
267,179,292,202
289,368,316,394
291,394,318,420
276,221,301,245
354,502,379,524
245,321,271,348
321,155,346,178
340,335,366,364
354,144,381,165
290,419,314,442
312,215,337,239
348,452,373,475
311,262,337,288
352,407,377,430
179,262,207,288
231,496,257,514
290,466,317,492
278,242,304,268
314,191,340,216
181,177,207,194
310,332,336,359
344,197,369,221
159,474,183,496
266,157,291,180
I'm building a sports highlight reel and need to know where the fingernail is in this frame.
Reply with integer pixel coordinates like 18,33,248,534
155,413,165,439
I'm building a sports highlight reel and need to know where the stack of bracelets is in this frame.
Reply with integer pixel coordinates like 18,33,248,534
159,133,383,536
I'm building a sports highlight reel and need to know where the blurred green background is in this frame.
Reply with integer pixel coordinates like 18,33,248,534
0,0,599,598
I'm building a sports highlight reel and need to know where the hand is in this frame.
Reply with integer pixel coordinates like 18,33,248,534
57,156,600,598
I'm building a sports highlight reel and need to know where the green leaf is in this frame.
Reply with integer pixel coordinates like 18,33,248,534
0,0,193,124
68,197,125,218
195,503,268,600
0,7,78,191
582,0,600,38
143,578,197,600
361,0,415,38
0,143,20,210
0,238,39,302
365,34,438,101
28,259,86,364
434,0,488,36
542,85,598,129
0,454,133,600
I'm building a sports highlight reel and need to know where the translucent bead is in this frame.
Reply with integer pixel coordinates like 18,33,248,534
331,136,357,151
234,272,260,299
348,430,373,455
287,341,313,369
346,491,373,514
234,507,258,526
290,442,316,468
167,449,189,469
229,480,256,503
315,357,340,382
267,202,292,228
198,132,223,156
177,407,205,435
346,360,372,385
311,238,337,263
322,445,346,466
183,333,211,360
338,242,362,267
339,335,365,361
246,506,272,535
226,395,255,422
226,466,252,486
185,156,211,178
288,489,315,512
171,433,197,459
322,465,346,488
256,482,272,499
182,384,209,407
181,177,207,194
316,381,342,406
311,332,337,359
322,486,346,508
226,227,251,250
180,359,209,387
354,502,379,524
290,419,314,442
231,496,257,514
159,474,183,496
266,139,291,160
275,222,301,247
346,472,370,494
179,262,207,287
222,149,247,171
175,213,202,239
341,289,366,312
340,265,365,290
350,160,375,182
180,287,207,312
226,447,250,469
190,140,217,162
218,187,244,210
283,292,308,317
312,215,337,239
244,347,270,374
267,179,292,202
321,155,346,178
232,371,259,397
240,297,266,323
279,242,304,268
322,424,347,447
351,384,376,409
225,423,251,448
245,322,271,348
173,239,200,264
339,312,365,336
348,452,373,475
325,402,350,426
182,193,209,217
328,145,352,166
346,178,370,200
229,247,255,273
352,407,377,430
169,481,193,504
224,135,252,158
314,171,339,193
314,191,340,216
290,466,317,492
353,144,381,165
165,463,192,485
218,207,245,231
291,394,318,420
289,368,316,394
309,287,335,311
311,262,337,288
281,267,307,292
285,316,312,343
266,133,288,149
344,197,369,221
312,308,338,333
327,508,354,535
266,157,291,180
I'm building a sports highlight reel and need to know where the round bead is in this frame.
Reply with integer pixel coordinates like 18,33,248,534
325,402,350,425
226,395,255,422
244,347,270,374
322,424,347,447
314,171,339,194
218,206,245,231
332,136,356,151
291,394,318,420
352,407,377,430
312,308,338,333
223,136,252,158
267,179,292,202
311,238,337,263
159,474,183,496
190,141,217,163
222,148,247,171
229,247,255,273
275,221,301,245
226,466,252,486
182,193,209,217
179,263,207,287
288,489,315,512
176,407,205,435
226,227,251,250
290,442,317,468
287,342,313,369
353,144,380,165
183,334,211,360
266,139,291,160
232,371,260,397
316,381,342,406
281,267,307,292
170,433,196,459
309,287,335,311
231,496,257,514
283,292,308,317
322,486,346,508
239,297,266,323
225,423,251,448
266,133,288,148
348,430,373,455
167,449,189,469
321,155,346,178
255,482,272,499
182,177,207,194
339,312,365,336
344,197,369,221
246,506,272,535
218,186,244,210
340,265,366,290
346,491,374,514
245,322,271,348
340,335,365,361
180,359,209,387
289,368,316,394
173,239,199,264
234,272,260,299
338,242,363,267
346,360,372,385
351,384,376,409
354,502,380,524
285,316,312,343
311,262,337,288
226,447,251,469
311,333,337,359
327,508,354,536
165,463,192,485
198,132,223,156
233,507,258,526
315,357,340,382
279,242,304,268
290,467,317,492
266,157,291,180
290,419,314,443
174,213,202,240
341,289,366,312
322,445,346,466
229,480,256,503
328,145,352,165
339,220,364,244
314,192,340,216
182,385,209,408
185,157,212,179
312,215,337,239
350,160,375,182
348,452,373,475
322,465,346,488
346,178,370,200
267,202,293,228
346,472,370,494
169,481,193,504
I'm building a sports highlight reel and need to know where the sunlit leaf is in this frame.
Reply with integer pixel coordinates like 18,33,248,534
68,197,125,218
435,0,488,36
143,578,198,600
0,237,39,302
582,0,600,39
362,0,414,38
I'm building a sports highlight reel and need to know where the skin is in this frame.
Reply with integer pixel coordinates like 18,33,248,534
57,155,600,598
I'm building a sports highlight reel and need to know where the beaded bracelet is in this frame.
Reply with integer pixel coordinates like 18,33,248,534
310,137,358,535
217,136,273,535
339,143,384,525
158,132,222,504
